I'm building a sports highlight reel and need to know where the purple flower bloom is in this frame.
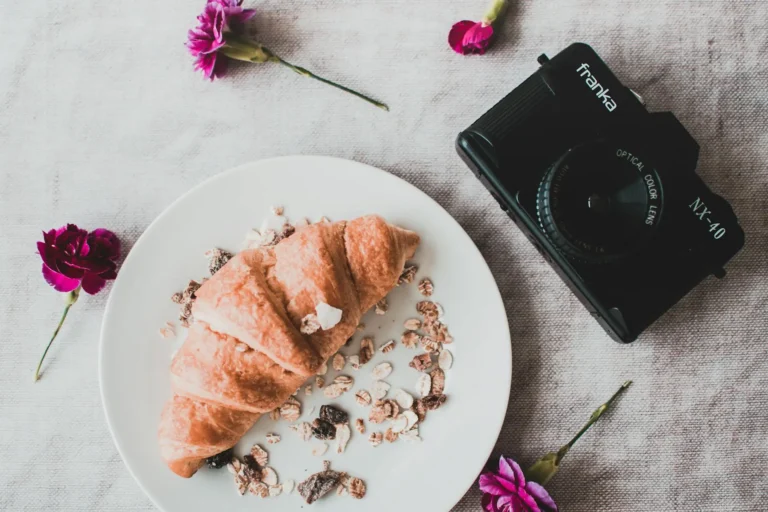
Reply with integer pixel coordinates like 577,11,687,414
37,224,120,295
186,0,256,80
449,20,494,55
479,456,558,512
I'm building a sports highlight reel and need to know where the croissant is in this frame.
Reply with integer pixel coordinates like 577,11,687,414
158,215,419,477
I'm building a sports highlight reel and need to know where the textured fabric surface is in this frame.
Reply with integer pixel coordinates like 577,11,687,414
1,0,767,510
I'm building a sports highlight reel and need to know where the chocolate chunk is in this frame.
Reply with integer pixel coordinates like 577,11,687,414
319,405,349,425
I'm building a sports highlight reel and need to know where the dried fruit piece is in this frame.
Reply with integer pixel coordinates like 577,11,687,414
416,300,440,320
355,418,366,434
359,337,375,364
206,448,234,469
371,380,390,400
316,362,328,376
320,405,349,425
418,278,434,296
250,444,269,467
311,442,329,457
371,362,393,380
398,265,418,284
402,410,419,431
301,313,322,334
416,374,432,397
266,433,281,444
438,349,453,370
336,423,351,453
401,331,421,349
393,388,414,409
348,354,360,370
297,468,340,504
420,335,441,354
261,467,278,486
380,340,396,353
412,398,428,423
374,298,388,315
390,415,408,433
332,353,346,371
315,376,325,389
248,480,269,497
384,427,399,442
403,318,422,330
409,353,432,372
430,368,446,395
283,479,295,494
289,422,313,441
423,394,447,410
312,418,337,440
280,396,301,422
368,432,383,447
355,389,372,406
369,400,393,424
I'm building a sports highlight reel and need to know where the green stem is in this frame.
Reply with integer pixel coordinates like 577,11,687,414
34,288,80,382
557,380,632,463
483,0,508,25
271,55,389,111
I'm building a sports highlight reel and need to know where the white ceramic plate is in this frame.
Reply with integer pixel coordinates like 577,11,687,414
100,156,512,512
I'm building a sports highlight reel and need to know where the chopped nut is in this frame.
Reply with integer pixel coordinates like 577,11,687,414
316,362,328,376
332,353,346,371
418,278,434,297
384,427,400,442
312,418,336,440
371,380,390,400
261,467,278,486
374,298,388,315
438,349,454,370
371,362,393,380
380,340,396,353
171,292,184,304
269,484,282,497
422,394,447,410
398,265,418,285
334,375,354,390
315,376,325,389
359,337,374,365
250,444,269,467
384,399,400,418
412,398,428,423
420,335,441,354
430,368,446,395
289,422,313,441
369,400,393,424
349,477,367,499
266,433,281,444
409,353,433,372
269,408,281,421
355,389,372,406
393,389,415,409
424,319,453,344
355,418,366,434
416,300,440,320
297,466,340,504
283,479,295,494
416,374,432,397
301,313,322,335
280,396,301,422
323,460,332,471
320,405,349,425
248,480,269,497
403,318,422,330
205,248,234,275
304,384,313,396
311,442,329,457
401,331,421,349
348,355,360,370
271,205,284,215
336,423,351,453
368,432,383,447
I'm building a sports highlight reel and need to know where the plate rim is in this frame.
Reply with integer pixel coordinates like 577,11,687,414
99,155,512,511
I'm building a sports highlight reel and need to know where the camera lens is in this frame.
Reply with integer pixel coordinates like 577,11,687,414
536,140,663,263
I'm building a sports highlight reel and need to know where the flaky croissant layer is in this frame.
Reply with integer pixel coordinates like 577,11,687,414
158,215,419,477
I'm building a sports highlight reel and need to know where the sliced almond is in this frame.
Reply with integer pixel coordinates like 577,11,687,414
371,362,393,380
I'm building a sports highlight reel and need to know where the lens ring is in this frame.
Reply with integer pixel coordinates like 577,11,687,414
536,140,663,263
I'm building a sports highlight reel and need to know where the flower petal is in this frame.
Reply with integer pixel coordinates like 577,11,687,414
516,487,542,512
81,273,107,295
42,264,81,293
479,474,512,497
448,20,476,54
462,22,494,54
88,229,121,261
525,482,558,512
499,456,526,487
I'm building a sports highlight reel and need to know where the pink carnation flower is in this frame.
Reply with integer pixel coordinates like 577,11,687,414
479,456,558,512
448,0,507,55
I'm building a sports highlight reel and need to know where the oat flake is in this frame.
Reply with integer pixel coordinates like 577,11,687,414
266,433,281,444
371,362,393,380
316,362,328,376
250,444,269,467
390,415,408,433
403,318,422,330
261,467,278,486
311,442,329,456
283,479,295,494
380,340,396,353
368,432,383,447
416,374,432,397
371,380,390,400
348,354,360,370
355,389,372,406
332,353,346,371
355,418,366,434
280,397,301,422
315,376,325,388
393,388,414,409
402,410,419,431
401,331,421,349
269,484,282,497
418,278,434,297
438,349,453,370
336,424,351,454
289,422,313,442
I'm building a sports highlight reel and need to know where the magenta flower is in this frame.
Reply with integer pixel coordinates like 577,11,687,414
185,0,388,110
35,225,121,381
449,0,507,55
480,456,558,512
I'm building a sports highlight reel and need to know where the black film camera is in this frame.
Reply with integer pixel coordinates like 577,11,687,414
457,43,745,343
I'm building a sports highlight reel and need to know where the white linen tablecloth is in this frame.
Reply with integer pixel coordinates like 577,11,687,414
1,0,767,510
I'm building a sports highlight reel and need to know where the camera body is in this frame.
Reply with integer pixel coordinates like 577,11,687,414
457,43,744,343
